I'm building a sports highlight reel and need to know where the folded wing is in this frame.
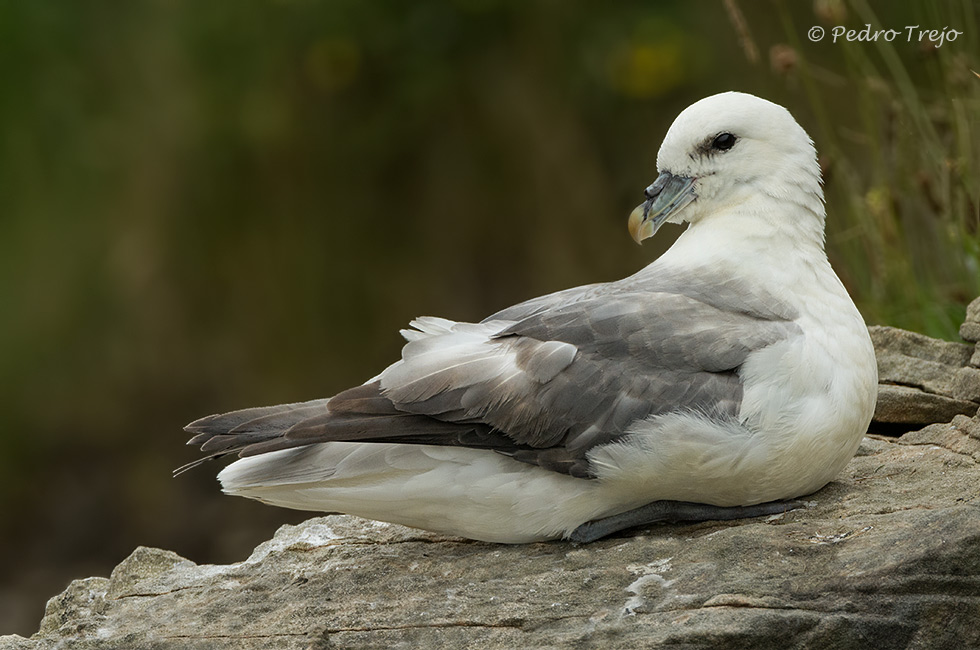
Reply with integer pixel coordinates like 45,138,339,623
182,271,800,478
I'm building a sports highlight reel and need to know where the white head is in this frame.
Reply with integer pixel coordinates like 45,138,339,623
628,92,824,245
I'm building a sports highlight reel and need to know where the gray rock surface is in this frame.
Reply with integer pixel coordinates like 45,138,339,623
870,325,980,426
873,384,979,425
961,296,980,369
960,296,980,343
4,422,979,650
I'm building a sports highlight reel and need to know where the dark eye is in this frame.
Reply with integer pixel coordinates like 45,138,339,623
711,133,736,151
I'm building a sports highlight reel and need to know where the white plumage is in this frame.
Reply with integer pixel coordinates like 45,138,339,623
187,92,878,543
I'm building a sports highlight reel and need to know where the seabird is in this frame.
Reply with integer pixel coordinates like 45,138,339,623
181,92,878,543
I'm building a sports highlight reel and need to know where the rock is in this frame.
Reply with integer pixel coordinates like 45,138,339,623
873,385,979,425
953,367,980,401
870,325,974,368
962,296,980,367
898,414,980,460
5,430,980,650
960,296,980,343
34,577,108,640
869,325,980,427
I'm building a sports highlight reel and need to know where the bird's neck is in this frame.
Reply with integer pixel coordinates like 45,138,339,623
656,193,830,281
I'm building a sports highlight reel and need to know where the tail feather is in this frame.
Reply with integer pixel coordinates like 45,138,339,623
178,397,333,476
177,381,510,476
185,398,332,436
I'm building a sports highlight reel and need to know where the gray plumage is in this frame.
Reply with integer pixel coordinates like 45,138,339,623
183,267,800,478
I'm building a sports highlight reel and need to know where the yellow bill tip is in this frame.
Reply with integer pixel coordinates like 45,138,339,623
628,204,654,245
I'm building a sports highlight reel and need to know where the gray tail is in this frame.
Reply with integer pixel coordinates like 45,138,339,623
176,381,500,476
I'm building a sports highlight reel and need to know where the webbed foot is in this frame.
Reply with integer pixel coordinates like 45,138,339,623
568,499,803,543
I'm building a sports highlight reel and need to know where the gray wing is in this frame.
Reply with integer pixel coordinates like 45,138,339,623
482,282,607,322
183,273,800,478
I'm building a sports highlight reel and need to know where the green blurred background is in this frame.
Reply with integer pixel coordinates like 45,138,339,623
1,0,977,635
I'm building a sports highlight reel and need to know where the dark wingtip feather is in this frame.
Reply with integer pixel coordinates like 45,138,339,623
186,431,215,446
177,398,336,473
183,411,239,435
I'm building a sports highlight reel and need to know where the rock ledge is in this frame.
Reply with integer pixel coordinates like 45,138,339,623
7,314,980,650
4,423,979,650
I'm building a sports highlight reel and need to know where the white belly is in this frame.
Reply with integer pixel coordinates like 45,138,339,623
220,443,610,543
